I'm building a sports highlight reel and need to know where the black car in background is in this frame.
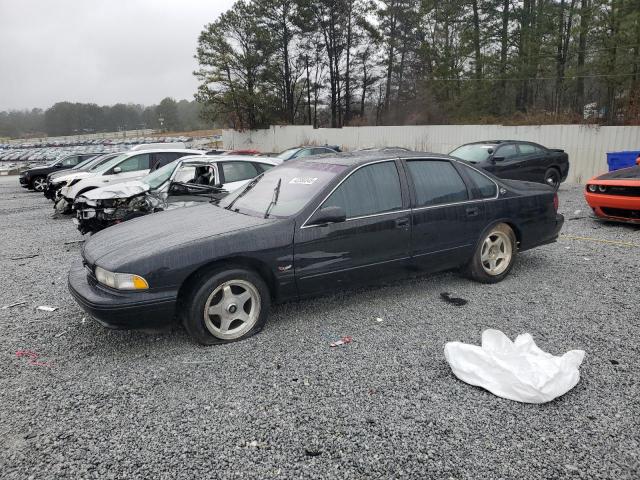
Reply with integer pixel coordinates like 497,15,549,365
275,145,341,162
450,141,569,190
69,151,563,345
19,152,102,191
43,152,123,201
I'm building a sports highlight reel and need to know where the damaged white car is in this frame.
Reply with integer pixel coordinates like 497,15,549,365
73,155,278,234
55,148,204,214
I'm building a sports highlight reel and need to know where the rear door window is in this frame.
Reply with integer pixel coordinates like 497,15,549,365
322,161,402,218
495,144,518,159
406,160,469,207
151,152,184,169
220,161,260,183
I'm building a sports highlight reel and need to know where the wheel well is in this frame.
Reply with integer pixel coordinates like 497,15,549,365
478,220,522,249
504,221,522,247
176,257,278,311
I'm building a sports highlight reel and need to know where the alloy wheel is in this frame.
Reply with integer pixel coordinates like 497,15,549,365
480,231,512,276
203,279,261,340
33,178,47,191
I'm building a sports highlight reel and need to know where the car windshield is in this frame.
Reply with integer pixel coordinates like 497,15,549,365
218,162,347,218
450,144,495,163
72,156,98,170
92,153,128,173
276,148,300,160
142,161,180,190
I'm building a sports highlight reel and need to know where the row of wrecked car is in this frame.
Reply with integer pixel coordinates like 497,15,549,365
20,145,278,234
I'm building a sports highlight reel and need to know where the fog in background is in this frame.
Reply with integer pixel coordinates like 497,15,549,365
0,0,234,111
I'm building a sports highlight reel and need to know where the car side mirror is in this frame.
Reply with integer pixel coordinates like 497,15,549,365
112,166,122,174
308,206,347,226
492,156,505,162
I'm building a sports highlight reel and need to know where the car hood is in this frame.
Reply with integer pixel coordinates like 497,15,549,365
83,203,272,268
596,166,640,180
22,165,54,175
54,171,96,184
82,180,150,201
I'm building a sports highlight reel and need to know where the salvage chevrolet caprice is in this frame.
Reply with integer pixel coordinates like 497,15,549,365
68,152,564,344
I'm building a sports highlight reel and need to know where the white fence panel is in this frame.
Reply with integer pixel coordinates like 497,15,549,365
222,125,640,183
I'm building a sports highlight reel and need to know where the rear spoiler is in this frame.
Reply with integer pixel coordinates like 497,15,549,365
550,148,565,152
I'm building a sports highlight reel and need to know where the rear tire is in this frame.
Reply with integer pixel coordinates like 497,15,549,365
465,223,517,284
544,168,561,191
181,267,271,345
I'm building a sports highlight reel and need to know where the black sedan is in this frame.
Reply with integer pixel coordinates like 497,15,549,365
275,145,340,162
69,152,563,345
19,152,101,191
450,141,569,190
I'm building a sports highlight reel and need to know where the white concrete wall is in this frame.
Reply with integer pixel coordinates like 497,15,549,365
222,125,640,183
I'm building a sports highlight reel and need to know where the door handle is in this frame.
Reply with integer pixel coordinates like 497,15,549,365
466,207,479,217
395,218,410,228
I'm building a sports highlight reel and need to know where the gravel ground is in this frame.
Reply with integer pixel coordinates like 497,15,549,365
0,176,638,479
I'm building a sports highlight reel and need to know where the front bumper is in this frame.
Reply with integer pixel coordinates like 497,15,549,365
68,260,178,329
44,183,62,200
584,192,640,224
19,176,29,187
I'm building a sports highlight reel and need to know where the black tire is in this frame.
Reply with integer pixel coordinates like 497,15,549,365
544,168,561,191
465,223,517,284
31,176,47,192
181,267,271,345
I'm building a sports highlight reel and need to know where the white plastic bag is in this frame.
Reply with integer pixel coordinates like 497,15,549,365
444,329,585,404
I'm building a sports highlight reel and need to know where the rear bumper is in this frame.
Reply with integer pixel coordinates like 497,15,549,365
520,213,564,251
68,260,178,330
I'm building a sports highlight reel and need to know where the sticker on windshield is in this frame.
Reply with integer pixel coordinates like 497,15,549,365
289,177,318,185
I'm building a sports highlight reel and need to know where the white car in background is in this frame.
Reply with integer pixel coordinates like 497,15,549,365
73,155,279,234
55,149,204,213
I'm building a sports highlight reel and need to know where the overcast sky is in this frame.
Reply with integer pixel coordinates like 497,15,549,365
0,0,236,111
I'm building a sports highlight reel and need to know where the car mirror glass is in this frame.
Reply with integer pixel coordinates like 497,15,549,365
308,206,347,226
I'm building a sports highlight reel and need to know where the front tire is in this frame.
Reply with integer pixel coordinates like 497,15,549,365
31,176,47,192
465,223,517,284
182,267,271,345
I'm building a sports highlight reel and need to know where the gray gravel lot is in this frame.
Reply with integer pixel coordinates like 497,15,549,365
0,175,638,479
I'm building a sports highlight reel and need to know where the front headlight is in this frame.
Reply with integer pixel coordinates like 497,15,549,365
94,266,149,290
69,178,82,187
587,184,597,192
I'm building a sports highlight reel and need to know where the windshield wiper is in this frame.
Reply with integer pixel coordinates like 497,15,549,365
263,178,282,219
225,175,261,212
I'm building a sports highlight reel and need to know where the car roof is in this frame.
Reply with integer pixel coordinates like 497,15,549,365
462,140,541,146
293,151,453,168
120,148,204,156
179,154,280,165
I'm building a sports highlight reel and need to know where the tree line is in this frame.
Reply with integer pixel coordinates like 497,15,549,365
0,98,210,138
195,0,640,129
